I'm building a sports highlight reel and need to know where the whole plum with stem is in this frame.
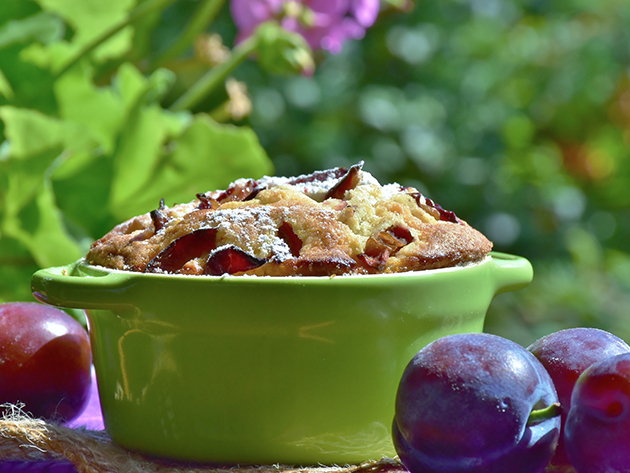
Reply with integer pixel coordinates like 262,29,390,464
528,327,630,467
393,333,561,473
565,352,630,473
0,302,92,422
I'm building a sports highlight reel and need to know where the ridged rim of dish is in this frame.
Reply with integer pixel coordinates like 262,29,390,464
74,254,499,281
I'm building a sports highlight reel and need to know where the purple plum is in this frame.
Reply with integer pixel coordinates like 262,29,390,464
528,327,630,467
565,352,630,473
393,332,560,473
0,302,92,422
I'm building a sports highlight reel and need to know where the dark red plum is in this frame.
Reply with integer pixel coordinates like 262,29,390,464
565,353,630,473
528,327,630,467
0,302,92,422
393,333,560,473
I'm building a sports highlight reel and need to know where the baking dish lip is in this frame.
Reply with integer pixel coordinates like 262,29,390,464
75,253,499,281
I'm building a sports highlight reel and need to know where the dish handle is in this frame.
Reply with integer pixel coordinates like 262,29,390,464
489,252,534,296
31,261,133,309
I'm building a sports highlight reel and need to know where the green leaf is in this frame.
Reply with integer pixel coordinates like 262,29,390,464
2,175,83,267
0,234,39,303
0,105,99,254
50,148,117,241
0,68,13,99
0,148,60,218
53,63,126,155
109,113,274,220
109,105,190,214
0,0,42,28
113,62,175,109
0,40,57,113
0,105,96,160
0,11,64,49
35,0,136,63
19,40,75,72
51,62,177,166
0,145,84,270
31,177,85,265
102,63,186,214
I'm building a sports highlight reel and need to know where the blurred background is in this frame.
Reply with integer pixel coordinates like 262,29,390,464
2,0,630,346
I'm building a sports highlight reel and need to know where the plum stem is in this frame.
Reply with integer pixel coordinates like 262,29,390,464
527,402,561,426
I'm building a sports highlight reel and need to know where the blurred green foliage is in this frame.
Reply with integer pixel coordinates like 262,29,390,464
1,0,630,345
235,0,630,344
0,0,287,303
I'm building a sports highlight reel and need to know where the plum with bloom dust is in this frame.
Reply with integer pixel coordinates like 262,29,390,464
230,0,380,54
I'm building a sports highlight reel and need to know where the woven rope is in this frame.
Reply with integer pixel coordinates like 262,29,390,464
0,406,404,473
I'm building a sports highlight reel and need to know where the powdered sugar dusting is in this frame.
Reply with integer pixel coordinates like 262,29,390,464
256,174,334,200
256,167,381,201
357,170,380,187
199,205,293,261
381,183,407,199
269,237,293,262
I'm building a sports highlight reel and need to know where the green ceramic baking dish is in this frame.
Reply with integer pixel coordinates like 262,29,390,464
31,252,533,466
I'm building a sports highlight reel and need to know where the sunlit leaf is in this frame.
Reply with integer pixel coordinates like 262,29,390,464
109,106,190,215
35,0,136,63
19,40,74,72
95,62,185,216
53,63,126,154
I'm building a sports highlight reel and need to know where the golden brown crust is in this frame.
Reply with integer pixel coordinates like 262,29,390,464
85,164,493,276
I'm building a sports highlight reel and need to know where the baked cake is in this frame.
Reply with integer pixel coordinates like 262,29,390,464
85,163,493,276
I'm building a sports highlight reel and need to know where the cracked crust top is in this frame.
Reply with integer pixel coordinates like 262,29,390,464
85,163,493,276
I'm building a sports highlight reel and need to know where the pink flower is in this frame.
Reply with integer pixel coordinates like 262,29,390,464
230,0,380,54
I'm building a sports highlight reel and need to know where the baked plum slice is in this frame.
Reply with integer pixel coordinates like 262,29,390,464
358,225,414,271
150,198,170,232
145,228,218,273
326,161,363,200
196,193,220,210
146,226,268,275
204,245,267,275
277,222,303,257
197,178,263,207
287,166,348,186
408,191,462,224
